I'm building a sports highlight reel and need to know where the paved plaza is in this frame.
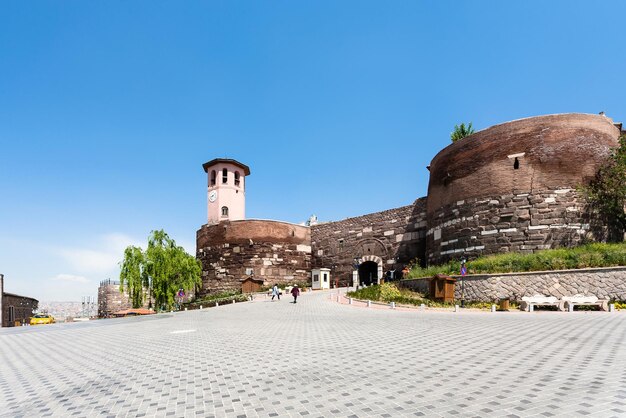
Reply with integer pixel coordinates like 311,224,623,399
1,291,626,418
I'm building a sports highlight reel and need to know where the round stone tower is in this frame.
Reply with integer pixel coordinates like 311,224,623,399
197,158,312,295
202,158,250,224
425,113,621,265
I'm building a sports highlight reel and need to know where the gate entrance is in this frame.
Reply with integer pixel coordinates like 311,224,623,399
358,261,378,286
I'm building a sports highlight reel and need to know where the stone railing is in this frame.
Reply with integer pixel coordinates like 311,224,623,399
400,266,626,302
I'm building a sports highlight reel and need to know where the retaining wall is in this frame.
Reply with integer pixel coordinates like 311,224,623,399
400,267,626,302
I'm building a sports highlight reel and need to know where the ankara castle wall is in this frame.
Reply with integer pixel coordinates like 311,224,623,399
424,113,621,264
197,113,624,294
196,220,311,295
310,199,427,285
425,188,597,264
97,280,150,318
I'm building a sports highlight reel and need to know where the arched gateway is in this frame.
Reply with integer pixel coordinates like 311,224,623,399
353,255,384,287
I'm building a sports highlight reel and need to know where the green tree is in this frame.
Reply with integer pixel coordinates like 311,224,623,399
583,135,626,241
450,122,475,142
119,246,147,308
119,230,202,309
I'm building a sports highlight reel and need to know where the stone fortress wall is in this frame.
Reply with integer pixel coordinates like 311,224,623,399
98,280,135,318
196,219,311,295
198,113,625,294
310,113,622,282
310,199,427,286
424,113,621,265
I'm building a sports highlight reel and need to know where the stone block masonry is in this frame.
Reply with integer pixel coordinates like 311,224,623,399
197,219,311,295
97,280,150,318
198,114,623,293
310,198,427,285
401,266,626,302
425,188,599,264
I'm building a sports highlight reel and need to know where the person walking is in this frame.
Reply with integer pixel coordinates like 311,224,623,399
291,284,300,304
271,284,280,301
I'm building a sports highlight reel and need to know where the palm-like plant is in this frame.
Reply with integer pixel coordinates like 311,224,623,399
450,122,475,142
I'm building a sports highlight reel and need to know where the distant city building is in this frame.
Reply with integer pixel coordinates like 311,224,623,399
0,274,38,327
38,301,96,321
197,113,625,293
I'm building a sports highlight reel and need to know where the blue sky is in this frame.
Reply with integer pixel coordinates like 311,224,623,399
1,1,625,301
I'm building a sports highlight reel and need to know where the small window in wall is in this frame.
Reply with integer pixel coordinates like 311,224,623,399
222,168,228,184
234,171,241,186
338,239,344,249
514,158,520,170
210,170,216,186
323,273,328,282
8,306,15,323
221,206,229,217
313,274,319,282
246,268,254,276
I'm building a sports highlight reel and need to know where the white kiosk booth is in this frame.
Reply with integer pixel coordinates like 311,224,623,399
311,268,331,290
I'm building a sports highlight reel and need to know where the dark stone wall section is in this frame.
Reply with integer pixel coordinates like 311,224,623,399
197,114,623,294
426,188,599,265
310,198,428,285
97,281,150,317
196,220,311,295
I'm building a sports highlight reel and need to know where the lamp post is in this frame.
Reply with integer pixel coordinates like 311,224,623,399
331,264,338,290
390,256,399,281
460,255,467,308
353,257,360,289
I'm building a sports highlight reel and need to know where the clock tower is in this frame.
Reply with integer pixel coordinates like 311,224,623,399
202,158,250,224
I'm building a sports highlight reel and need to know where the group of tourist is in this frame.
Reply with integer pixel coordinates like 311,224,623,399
271,284,300,303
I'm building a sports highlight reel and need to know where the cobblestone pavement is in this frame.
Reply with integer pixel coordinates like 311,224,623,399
1,290,626,418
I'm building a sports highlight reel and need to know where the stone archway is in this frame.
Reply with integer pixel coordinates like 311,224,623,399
358,261,378,286
352,255,384,287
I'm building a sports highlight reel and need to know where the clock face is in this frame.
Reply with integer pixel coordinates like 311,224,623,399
208,190,217,203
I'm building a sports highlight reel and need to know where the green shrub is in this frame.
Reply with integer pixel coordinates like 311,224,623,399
195,289,241,303
407,242,626,278
379,283,401,302
347,285,381,301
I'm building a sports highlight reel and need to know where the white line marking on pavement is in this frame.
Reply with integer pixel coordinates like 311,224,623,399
170,329,196,334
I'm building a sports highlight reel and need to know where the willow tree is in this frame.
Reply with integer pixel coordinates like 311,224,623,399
119,230,201,310
119,246,147,308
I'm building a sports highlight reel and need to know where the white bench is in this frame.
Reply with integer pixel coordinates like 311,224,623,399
562,294,609,311
520,295,564,311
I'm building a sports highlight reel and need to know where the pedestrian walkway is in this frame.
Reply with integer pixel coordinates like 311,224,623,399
1,290,625,417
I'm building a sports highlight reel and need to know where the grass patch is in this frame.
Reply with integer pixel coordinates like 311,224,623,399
408,242,626,278
184,290,248,309
348,283,455,308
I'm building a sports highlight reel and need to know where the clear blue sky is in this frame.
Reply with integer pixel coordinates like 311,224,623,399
1,1,625,301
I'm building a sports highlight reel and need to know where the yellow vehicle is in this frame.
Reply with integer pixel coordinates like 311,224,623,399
30,314,55,325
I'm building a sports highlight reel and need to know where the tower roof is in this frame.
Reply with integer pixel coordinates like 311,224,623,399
202,158,251,175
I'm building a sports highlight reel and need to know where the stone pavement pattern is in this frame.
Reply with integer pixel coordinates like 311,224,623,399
1,291,626,417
